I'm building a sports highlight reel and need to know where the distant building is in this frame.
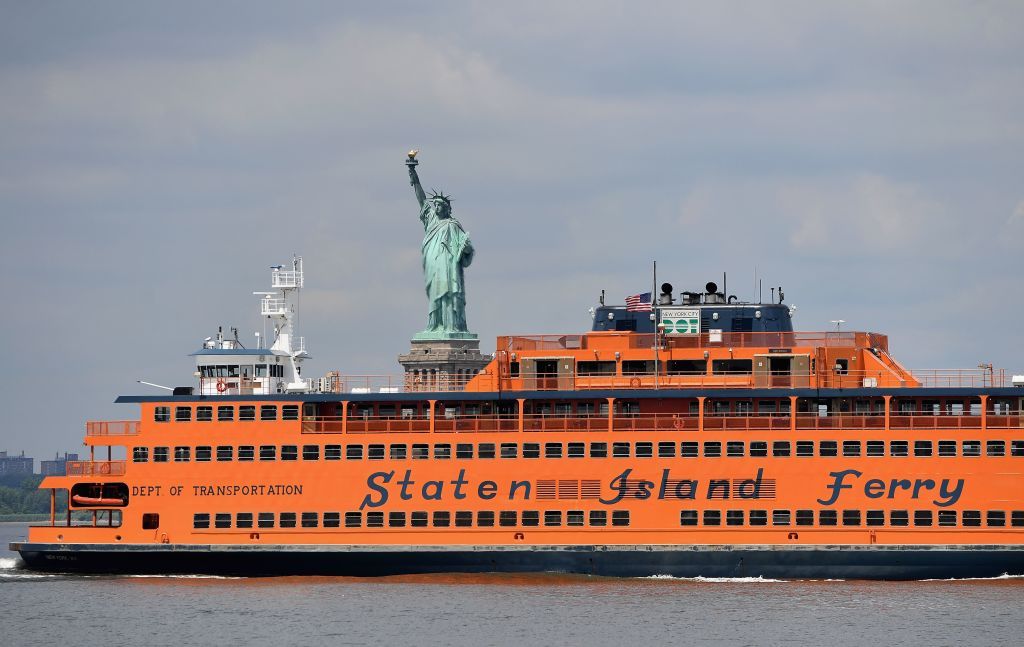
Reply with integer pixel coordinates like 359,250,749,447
39,452,80,477
0,451,34,475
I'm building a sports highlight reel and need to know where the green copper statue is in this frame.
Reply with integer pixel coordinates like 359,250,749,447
406,150,476,340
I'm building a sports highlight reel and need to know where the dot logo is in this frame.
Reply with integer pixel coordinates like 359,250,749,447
659,309,700,335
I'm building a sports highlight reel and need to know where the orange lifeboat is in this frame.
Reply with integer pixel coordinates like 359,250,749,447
72,495,125,507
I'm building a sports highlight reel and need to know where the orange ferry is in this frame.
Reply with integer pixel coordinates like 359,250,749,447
12,258,1024,579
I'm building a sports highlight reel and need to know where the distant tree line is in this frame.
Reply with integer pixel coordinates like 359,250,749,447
0,475,66,515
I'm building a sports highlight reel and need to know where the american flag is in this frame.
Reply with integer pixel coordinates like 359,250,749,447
625,292,652,312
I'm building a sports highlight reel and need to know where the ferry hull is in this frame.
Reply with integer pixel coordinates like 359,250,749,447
12,543,1024,580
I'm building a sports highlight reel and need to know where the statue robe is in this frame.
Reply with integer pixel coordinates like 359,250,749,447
420,203,474,333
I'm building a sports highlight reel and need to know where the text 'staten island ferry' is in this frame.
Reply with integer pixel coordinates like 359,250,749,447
13,154,1024,579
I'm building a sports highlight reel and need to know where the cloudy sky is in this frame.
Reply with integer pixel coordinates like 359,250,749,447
1,1,1022,460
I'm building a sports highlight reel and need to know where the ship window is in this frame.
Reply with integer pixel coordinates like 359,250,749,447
987,511,1006,527
301,512,318,528
703,510,721,526
544,511,562,526
1012,441,1024,457
456,443,474,459
568,442,586,458
345,512,361,528
567,510,585,527
735,401,753,416
217,406,234,421
1012,511,1024,527
142,513,160,530
175,407,191,422
521,511,539,527
301,445,319,461
323,512,341,528
410,512,428,527
589,510,607,527
365,512,383,528
499,511,517,527
239,406,256,421
865,510,884,527
577,361,616,376
259,445,276,461
282,405,299,421
987,440,1005,456
133,447,149,463
509,361,520,377
913,511,933,527
795,510,814,526
432,511,451,527
590,442,609,458
842,441,861,457
611,510,630,527
258,512,274,528
281,445,298,461
236,513,253,529
193,513,210,529
215,513,231,529
346,445,364,460
658,442,676,458
478,511,495,527
621,360,654,375
726,510,744,526
819,441,838,457
271,365,284,378
196,406,213,422
711,359,752,375
614,318,637,332
576,402,595,415
412,444,429,459
914,441,933,457
612,442,631,458
238,446,254,461
195,446,212,462
842,510,861,526
818,510,838,526
680,510,698,526
478,443,496,459
834,359,849,375
962,511,981,527
890,510,909,527
260,406,277,421
938,510,957,527
962,440,981,457
795,441,814,457
174,446,191,462
500,443,518,459
703,442,721,458
545,443,563,459
153,447,169,462
772,441,791,457
889,441,909,457
749,510,768,526
368,444,385,460
389,444,407,460
635,442,653,458
455,511,473,527
389,512,406,527
154,406,171,422
937,441,956,457
523,443,540,459
726,441,744,457
667,360,707,375
866,441,885,457
324,445,341,460
434,444,451,460
772,510,791,526
216,446,233,461
749,441,768,457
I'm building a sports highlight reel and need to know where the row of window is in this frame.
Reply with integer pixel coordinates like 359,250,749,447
134,439,1024,463
155,405,300,423
679,509,1024,528
193,509,632,530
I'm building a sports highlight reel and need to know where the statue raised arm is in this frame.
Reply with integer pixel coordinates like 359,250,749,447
407,149,426,207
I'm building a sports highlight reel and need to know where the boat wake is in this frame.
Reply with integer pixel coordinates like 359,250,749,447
644,574,786,583
921,573,1024,582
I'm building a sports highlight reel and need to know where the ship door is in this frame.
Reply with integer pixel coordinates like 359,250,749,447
536,359,559,390
769,356,792,387
791,355,810,388
754,355,770,388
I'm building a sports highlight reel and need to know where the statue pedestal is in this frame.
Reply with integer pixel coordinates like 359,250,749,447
398,337,491,392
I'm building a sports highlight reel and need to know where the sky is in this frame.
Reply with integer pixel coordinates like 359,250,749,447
1,1,1022,461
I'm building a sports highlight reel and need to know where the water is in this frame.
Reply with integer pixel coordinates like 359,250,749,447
1,523,1022,647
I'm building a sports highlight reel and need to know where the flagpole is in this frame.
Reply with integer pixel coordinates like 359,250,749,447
653,260,659,390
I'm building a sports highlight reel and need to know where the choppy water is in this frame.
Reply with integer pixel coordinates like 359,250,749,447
1,523,1022,647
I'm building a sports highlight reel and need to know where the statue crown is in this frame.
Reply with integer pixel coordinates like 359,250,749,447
429,189,453,205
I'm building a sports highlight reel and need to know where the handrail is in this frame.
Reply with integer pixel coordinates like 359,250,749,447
66,460,126,476
86,421,140,436
497,331,891,352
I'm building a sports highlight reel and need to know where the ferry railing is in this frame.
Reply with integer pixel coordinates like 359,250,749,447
85,421,140,436
523,414,610,432
66,460,126,477
497,331,890,352
909,369,1008,388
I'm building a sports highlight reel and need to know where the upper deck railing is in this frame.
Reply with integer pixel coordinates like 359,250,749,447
66,461,126,476
497,331,891,353
86,421,139,436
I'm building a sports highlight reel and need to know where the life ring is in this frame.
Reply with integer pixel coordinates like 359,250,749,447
629,377,641,388
98,462,111,475
673,416,684,430
216,380,228,393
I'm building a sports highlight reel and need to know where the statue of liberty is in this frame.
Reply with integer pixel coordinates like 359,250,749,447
406,150,476,339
